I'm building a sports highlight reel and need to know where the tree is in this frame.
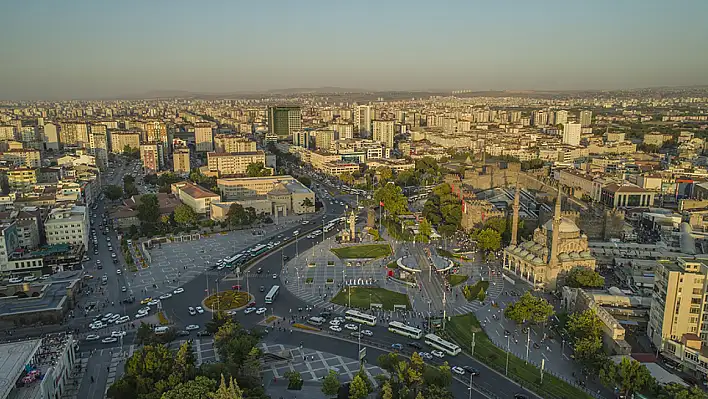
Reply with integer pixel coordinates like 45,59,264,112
504,292,555,324
376,166,393,183
600,357,654,398
340,172,355,185
284,371,303,390
246,162,271,177
567,309,603,342
355,366,373,395
475,228,502,255
104,185,123,200
381,381,394,399
659,383,708,399
212,374,243,399
226,203,254,227
348,375,368,399
297,175,311,187
416,218,432,243
174,204,198,225
321,370,340,397
123,175,138,196
124,145,140,159
137,194,161,234
566,266,605,288
206,311,230,334
374,183,408,217
573,335,605,369
483,217,507,235
161,376,216,399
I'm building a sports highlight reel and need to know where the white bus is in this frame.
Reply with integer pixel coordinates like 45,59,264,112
307,316,325,326
225,254,245,267
344,309,377,326
250,244,268,255
424,333,461,356
265,285,280,304
323,223,335,232
388,321,423,339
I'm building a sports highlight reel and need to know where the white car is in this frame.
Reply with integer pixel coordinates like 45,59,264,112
134,312,147,319
329,325,342,332
8,277,22,284
85,334,100,341
196,306,204,314
121,286,127,292
159,293,172,300
23,276,37,282
329,320,341,326
256,307,267,315
244,307,256,314
451,366,465,375
173,288,184,294
185,324,200,331
272,274,277,279
293,230,300,235
115,316,130,324
102,337,118,344
138,306,150,314
361,330,373,337
431,350,445,358
188,307,196,316
116,269,122,275
419,352,433,360
344,324,358,331
111,330,127,338
147,299,160,306
90,322,105,330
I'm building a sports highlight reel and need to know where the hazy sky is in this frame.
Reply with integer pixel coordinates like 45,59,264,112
1,0,707,99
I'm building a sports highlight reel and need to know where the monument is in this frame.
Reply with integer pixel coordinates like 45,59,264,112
339,209,358,242
367,207,376,228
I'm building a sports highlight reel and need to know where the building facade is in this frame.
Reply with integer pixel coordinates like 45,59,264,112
206,151,266,177
194,122,214,152
214,135,256,153
44,205,89,249
173,147,191,174
110,132,141,153
268,106,302,138
372,120,395,148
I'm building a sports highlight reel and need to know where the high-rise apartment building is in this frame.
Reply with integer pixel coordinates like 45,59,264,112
207,151,267,177
552,110,569,126
563,123,582,146
293,131,309,148
314,129,335,150
0,125,16,141
214,135,256,153
579,110,593,127
1,149,41,168
354,105,374,137
110,131,141,153
44,205,89,249
42,123,60,150
60,122,89,147
372,120,395,148
173,147,191,174
268,106,302,138
330,123,354,140
532,110,548,126
140,143,162,173
145,121,168,143
195,122,214,152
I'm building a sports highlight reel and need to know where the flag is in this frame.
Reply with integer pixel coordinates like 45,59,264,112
380,201,384,207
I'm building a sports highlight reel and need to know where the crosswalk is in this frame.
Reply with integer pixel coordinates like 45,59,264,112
450,272,505,315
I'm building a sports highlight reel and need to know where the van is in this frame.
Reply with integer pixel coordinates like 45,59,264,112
154,326,169,335
101,275,108,285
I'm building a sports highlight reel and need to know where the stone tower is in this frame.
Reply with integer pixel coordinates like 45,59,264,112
549,185,562,267
511,180,520,245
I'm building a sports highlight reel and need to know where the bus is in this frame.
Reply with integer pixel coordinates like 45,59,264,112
225,254,245,267
388,321,423,339
264,285,280,304
344,310,377,326
307,316,325,326
424,333,461,356
250,244,269,257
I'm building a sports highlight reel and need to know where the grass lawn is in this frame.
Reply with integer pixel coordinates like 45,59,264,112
446,274,468,287
204,291,249,310
436,248,470,261
445,314,593,399
331,287,410,310
463,280,489,301
386,261,398,269
331,244,392,259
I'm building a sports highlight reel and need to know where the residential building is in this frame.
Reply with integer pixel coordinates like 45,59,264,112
206,151,266,177
601,184,655,208
293,130,309,148
90,127,108,170
366,158,415,172
59,122,89,147
214,135,256,153
579,110,593,127
171,181,220,215
372,120,395,148
552,110,568,125
110,131,141,153
173,147,191,174
1,148,41,168
42,123,60,150
195,122,214,152
140,143,162,173
314,129,335,150
145,120,168,143
330,123,354,140
0,222,19,272
322,161,360,176
0,125,16,141
268,106,302,138
8,168,38,188
44,205,89,249
354,105,373,136
563,123,582,146
644,133,673,147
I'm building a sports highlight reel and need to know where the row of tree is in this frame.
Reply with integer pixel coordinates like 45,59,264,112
422,183,462,237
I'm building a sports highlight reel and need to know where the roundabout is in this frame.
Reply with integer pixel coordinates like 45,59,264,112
202,290,253,312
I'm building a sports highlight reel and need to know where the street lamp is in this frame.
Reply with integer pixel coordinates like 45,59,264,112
505,335,510,376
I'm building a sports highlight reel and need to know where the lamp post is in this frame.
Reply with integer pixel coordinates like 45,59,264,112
505,335,510,376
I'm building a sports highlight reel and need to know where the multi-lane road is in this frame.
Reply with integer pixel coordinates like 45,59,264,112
77,174,536,399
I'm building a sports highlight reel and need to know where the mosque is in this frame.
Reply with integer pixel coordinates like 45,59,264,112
503,184,597,291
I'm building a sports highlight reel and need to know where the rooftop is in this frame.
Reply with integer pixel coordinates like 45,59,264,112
0,339,41,399
173,181,219,199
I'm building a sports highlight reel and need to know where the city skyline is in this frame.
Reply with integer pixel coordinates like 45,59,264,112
2,0,708,100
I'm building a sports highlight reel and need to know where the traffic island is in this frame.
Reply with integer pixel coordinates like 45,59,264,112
462,280,489,301
331,243,392,259
202,290,253,312
446,314,594,399
331,286,410,310
446,274,469,287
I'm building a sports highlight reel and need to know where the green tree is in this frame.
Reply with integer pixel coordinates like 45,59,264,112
377,166,393,183
381,381,394,399
211,374,243,399
566,266,605,288
297,175,311,187
503,292,555,324
137,194,161,235
396,169,418,187
246,162,271,177
659,383,708,399
567,309,603,342
123,175,138,196
104,185,123,200
174,204,198,225
483,217,507,235
284,371,303,390
415,392,425,399
348,375,368,399
173,341,197,381
321,370,341,397
374,183,408,217
600,357,654,398
226,203,254,227
475,228,502,255
124,145,140,159
416,219,432,243
340,172,355,185
161,376,216,399
355,366,373,395
206,311,230,334
573,336,605,369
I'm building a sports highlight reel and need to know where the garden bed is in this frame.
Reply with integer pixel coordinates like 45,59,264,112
203,291,250,310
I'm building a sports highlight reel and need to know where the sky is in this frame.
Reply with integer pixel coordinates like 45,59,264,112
1,0,707,100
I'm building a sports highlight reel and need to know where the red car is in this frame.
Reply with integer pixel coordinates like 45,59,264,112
248,301,256,307
232,285,241,290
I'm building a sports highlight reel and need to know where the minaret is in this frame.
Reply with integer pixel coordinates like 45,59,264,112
549,185,562,267
511,180,520,246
